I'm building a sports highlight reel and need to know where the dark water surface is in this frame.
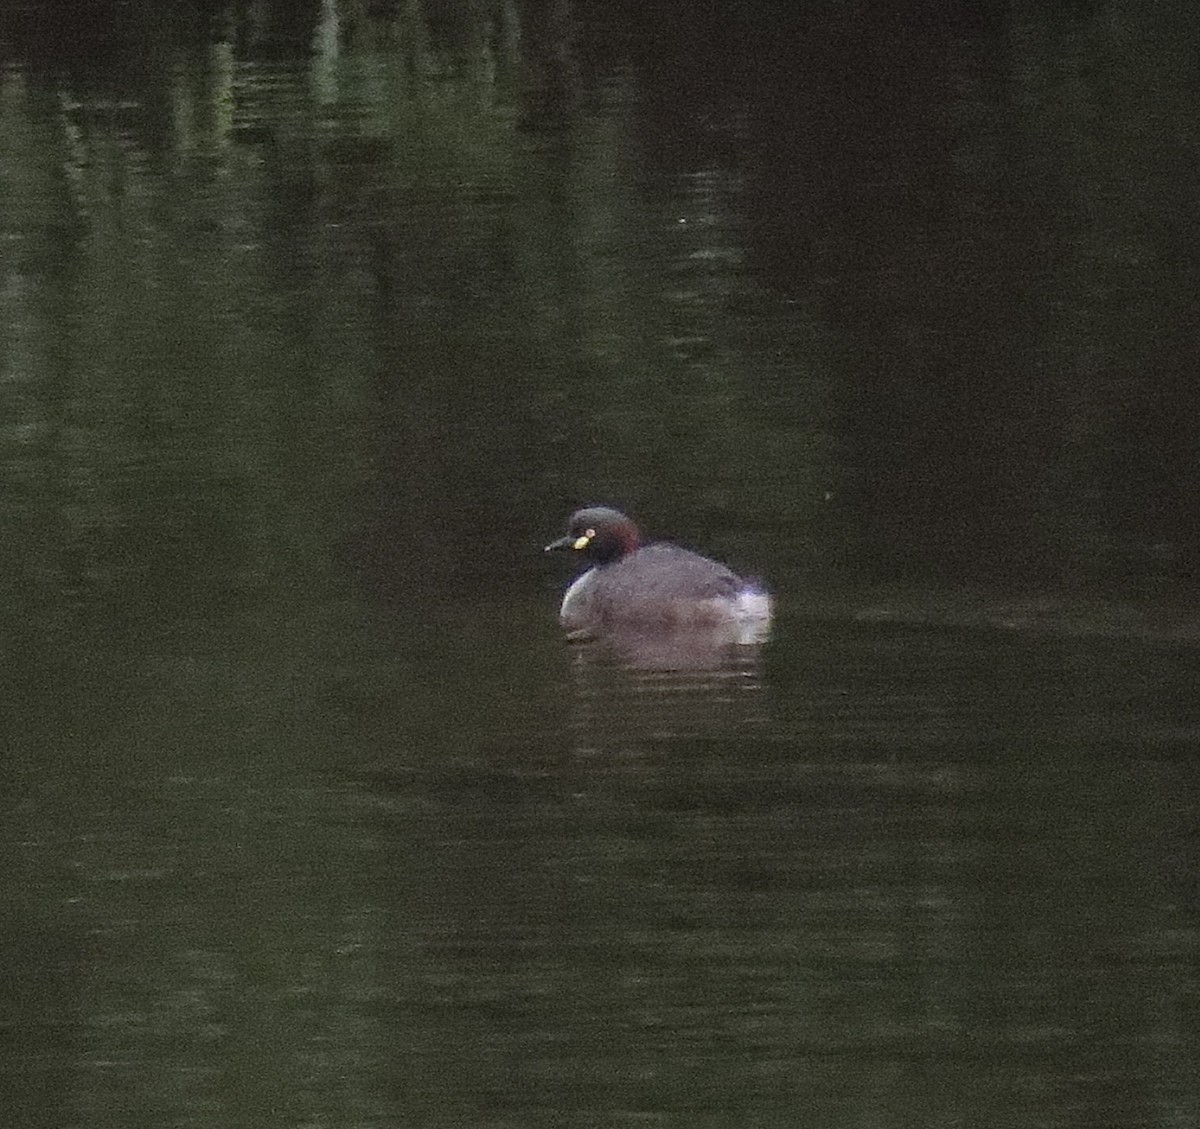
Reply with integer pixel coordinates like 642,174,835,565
2,2,1198,1126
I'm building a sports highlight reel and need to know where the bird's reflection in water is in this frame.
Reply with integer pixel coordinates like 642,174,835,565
563,625,770,758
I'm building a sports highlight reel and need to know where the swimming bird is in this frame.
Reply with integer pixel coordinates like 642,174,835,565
544,505,771,642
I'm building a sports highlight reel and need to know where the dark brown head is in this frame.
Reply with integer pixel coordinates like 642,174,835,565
544,506,642,565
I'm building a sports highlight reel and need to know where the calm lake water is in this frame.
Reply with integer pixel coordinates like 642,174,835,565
1,2,1198,1126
